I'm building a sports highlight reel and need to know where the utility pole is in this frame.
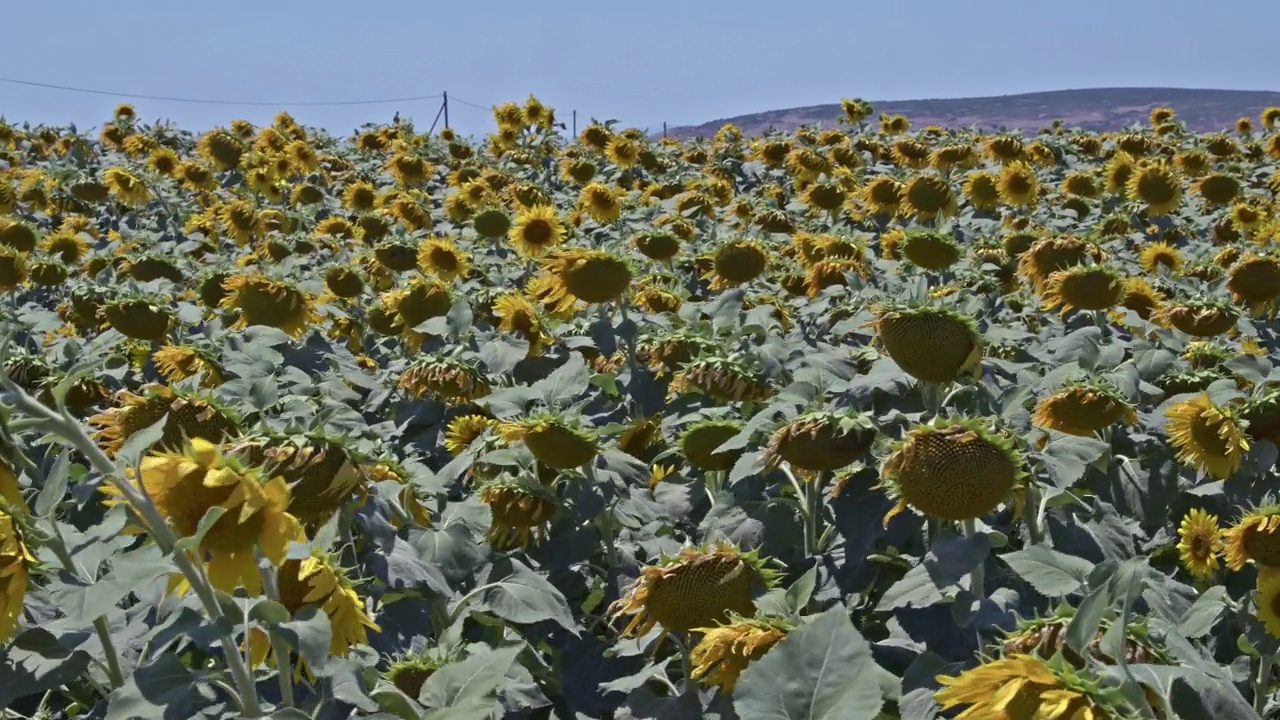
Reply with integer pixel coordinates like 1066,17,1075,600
663,121,667,138
572,110,577,138
442,91,450,129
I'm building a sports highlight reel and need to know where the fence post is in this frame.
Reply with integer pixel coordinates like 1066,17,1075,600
442,91,449,129
663,122,667,138
572,110,577,138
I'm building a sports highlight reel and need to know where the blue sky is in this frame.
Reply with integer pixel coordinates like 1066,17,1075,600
2,0,1275,137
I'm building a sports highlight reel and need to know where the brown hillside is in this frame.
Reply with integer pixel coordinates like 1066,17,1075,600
660,87,1280,139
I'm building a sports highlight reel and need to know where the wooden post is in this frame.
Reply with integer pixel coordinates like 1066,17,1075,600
663,121,667,138
442,91,449,129
572,109,577,137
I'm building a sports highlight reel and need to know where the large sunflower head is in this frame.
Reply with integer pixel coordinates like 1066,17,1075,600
101,438,302,594
997,161,1039,207
1227,253,1280,310
962,170,1002,211
1165,393,1249,479
508,204,565,258
89,384,241,457
881,416,1024,523
1177,507,1224,580
492,292,551,357
1138,241,1183,273
221,273,318,338
633,230,682,261
100,297,175,342
1125,162,1182,215
1032,378,1137,436
935,653,1144,720
872,302,982,385
415,236,471,282
197,129,246,171
706,239,768,289
678,419,746,472
538,248,633,305
900,173,956,220
383,276,453,331
1017,235,1104,291
861,176,903,215
247,436,367,528
1154,297,1240,338
608,542,780,643
497,413,599,470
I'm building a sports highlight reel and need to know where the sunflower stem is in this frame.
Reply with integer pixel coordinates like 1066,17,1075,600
675,633,698,698
962,518,985,599
804,473,824,558
258,565,296,709
1255,651,1274,716
0,376,265,717
1023,483,1045,545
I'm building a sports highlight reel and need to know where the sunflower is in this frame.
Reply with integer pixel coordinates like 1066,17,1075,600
0,247,23,292
1165,394,1249,479
89,384,240,457
497,414,598,470
608,542,779,645
492,292,551,356
100,298,175,342
101,167,150,207
480,479,558,550
677,420,745,472
900,173,957,220
882,417,1023,523
221,273,318,338
1039,264,1125,315
872,303,981,384
399,356,490,404
899,229,961,271
861,176,903,215
1231,201,1266,231
1154,298,1239,338
1227,253,1280,310
578,182,622,224
1032,380,1137,437
101,438,302,594
1125,162,1182,215
152,344,225,387
1225,504,1280,570
444,415,498,455
387,152,430,187
960,170,1001,211
253,438,365,527
196,129,245,170
323,266,365,299
0,510,33,642
997,161,1038,206
1176,508,1223,580
604,135,640,169
879,114,910,135
707,240,767,289
935,654,1139,720
247,551,378,671
761,411,876,472
983,134,1025,163
508,204,565,258
800,181,846,213
668,355,773,403
633,231,681,261
1017,235,1104,291
1258,577,1280,638
416,236,471,282
1138,241,1183,273
689,616,791,693
217,199,259,245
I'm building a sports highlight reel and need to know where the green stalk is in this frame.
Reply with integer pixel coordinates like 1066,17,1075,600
45,513,124,690
1255,651,1274,716
0,375,264,717
1023,482,1045,545
258,566,295,709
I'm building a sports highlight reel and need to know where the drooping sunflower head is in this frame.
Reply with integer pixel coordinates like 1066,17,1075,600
668,354,774,404
398,355,491,405
252,550,378,667
89,384,242,457
492,292,551,357
1154,296,1240,338
479,477,559,551
1032,378,1137,437
900,173,957,220
638,330,719,377
872,302,982,385
935,653,1144,720
1039,264,1125,316
152,344,225,388
608,541,780,642
678,419,746,472
387,152,431,187
101,438,301,595
538,248,633,305
497,413,599,470
1165,393,1249,480
1227,253,1280,310
220,273,318,338
383,276,453,330
761,410,877,473
1225,502,1280,571
633,230,682,261
1180,341,1233,371
861,176,903,215
705,239,768,290
196,128,246,171
1001,609,1169,669
323,265,366,300
881,416,1025,523
0,508,33,642
898,228,962,271
253,436,367,528
960,170,1001,211
385,652,449,701
100,296,175,342
1017,235,1105,291
689,615,793,693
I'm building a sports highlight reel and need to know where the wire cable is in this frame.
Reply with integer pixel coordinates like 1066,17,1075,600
449,96,493,111
0,76,443,107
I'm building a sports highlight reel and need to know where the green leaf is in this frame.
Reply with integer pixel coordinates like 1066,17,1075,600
476,557,578,633
1179,586,1228,637
1041,434,1110,488
785,565,818,614
105,652,213,720
734,605,885,720
1225,354,1271,386
276,606,333,674
115,413,170,470
47,545,171,624
418,644,523,711
446,297,473,338
0,628,93,708
877,532,989,611
372,686,421,720
249,598,291,626
34,448,71,517
1064,582,1111,655
534,353,590,406
1001,545,1094,596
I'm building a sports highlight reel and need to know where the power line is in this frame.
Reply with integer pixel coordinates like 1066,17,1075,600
449,96,492,111
0,76,443,107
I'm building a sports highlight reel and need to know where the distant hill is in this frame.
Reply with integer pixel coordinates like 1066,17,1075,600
660,87,1280,139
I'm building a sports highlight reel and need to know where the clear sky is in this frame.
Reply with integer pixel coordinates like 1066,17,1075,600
2,0,1276,138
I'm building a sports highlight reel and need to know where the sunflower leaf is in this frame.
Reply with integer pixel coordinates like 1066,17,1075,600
1041,433,1110,488
418,643,523,712
34,448,71,518
104,652,216,720
476,557,577,633
534,353,590,406
174,505,226,555
1179,585,1229,638
1225,354,1271,386
1064,581,1111,655
276,606,333,674
734,605,885,720
1000,545,1094,596
113,413,169,472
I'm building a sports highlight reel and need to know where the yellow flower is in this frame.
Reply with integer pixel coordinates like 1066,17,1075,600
101,439,304,595
0,509,33,642
689,617,790,693
1165,394,1249,479
936,654,1130,720
1258,576,1280,638
102,167,151,207
1225,505,1280,571
1177,508,1223,580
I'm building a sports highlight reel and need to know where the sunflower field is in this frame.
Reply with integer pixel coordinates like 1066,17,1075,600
4,97,1280,719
